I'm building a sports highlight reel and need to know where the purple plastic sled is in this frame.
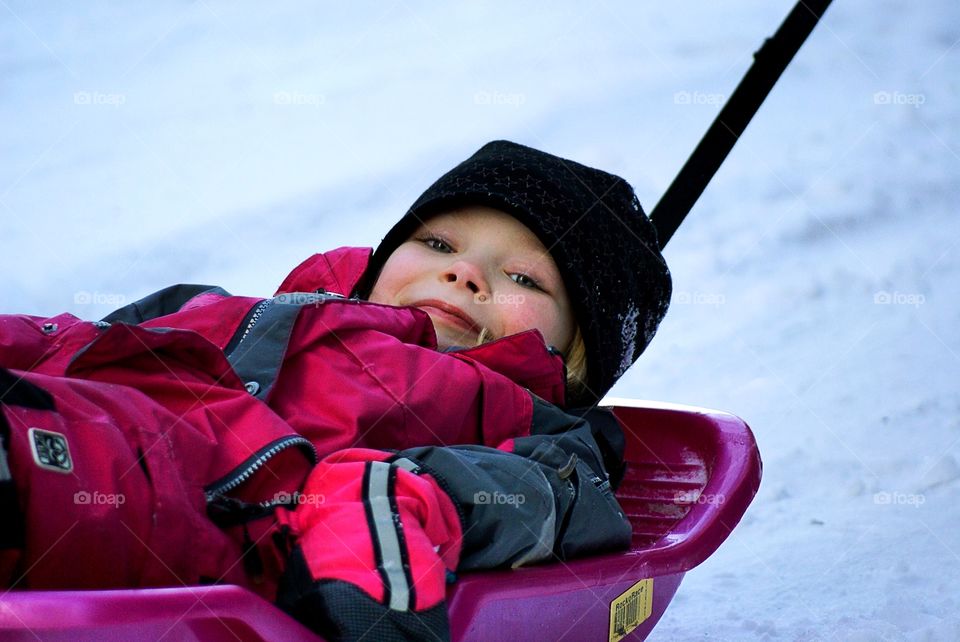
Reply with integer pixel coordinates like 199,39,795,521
0,399,761,641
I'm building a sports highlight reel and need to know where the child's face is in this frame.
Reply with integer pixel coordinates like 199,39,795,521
369,205,575,353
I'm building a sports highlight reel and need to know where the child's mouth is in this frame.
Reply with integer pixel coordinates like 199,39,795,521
411,300,481,335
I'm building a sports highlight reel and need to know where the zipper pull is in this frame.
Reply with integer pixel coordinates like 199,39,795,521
241,523,265,584
272,523,294,560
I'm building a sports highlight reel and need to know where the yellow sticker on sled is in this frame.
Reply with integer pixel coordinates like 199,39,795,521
608,578,653,642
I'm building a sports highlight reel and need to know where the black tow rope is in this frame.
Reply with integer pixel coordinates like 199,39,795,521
650,0,834,249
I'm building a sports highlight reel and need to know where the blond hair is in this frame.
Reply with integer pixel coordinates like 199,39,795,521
476,326,588,402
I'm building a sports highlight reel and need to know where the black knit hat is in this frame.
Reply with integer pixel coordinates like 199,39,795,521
356,140,672,406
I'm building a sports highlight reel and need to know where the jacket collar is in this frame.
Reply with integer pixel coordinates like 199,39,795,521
274,246,373,298
275,247,567,406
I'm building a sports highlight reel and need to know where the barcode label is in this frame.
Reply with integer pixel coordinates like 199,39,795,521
608,578,653,641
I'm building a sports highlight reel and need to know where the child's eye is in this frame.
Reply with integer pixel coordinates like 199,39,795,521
420,236,453,253
510,273,543,291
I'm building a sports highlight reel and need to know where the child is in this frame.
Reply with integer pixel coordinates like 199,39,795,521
0,140,671,640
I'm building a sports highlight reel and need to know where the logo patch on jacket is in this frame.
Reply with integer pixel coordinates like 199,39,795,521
29,427,73,473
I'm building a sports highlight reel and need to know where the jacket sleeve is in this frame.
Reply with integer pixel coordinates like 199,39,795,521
397,395,632,571
274,397,632,641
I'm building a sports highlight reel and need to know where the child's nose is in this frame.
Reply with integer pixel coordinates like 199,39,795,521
443,260,488,295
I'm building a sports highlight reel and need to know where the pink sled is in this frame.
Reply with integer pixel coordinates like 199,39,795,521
0,399,762,641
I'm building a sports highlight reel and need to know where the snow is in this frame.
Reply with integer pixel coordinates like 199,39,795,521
2,0,959,638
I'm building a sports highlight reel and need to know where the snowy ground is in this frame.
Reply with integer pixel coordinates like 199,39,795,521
2,1,959,639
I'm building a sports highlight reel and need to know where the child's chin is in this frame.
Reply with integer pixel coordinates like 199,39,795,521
433,327,478,351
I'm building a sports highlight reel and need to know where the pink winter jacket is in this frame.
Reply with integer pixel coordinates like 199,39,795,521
0,247,631,641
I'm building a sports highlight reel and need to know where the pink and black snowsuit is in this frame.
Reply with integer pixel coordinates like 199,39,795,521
0,247,631,640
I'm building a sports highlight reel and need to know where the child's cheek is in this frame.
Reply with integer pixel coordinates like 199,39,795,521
371,250,422,304
499,298,555,337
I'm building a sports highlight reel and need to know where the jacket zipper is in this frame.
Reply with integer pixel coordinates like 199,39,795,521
236,298,272,349
204,435,318,505
232,291,346,354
